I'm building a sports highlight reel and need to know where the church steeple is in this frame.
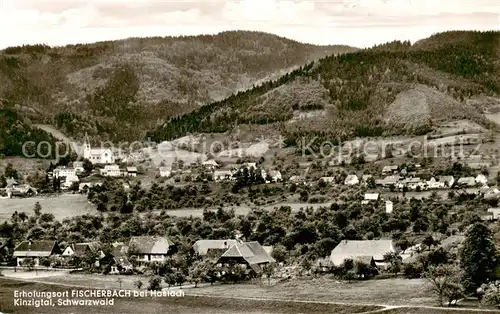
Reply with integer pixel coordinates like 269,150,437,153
83,133,91,159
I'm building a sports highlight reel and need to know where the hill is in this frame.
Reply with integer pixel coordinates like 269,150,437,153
149,31,500,147
0,31,356,144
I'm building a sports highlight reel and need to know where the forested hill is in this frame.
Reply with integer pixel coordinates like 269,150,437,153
148,31,500,146
0,31,356,143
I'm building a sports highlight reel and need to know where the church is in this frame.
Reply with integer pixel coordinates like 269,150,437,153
82,134,116,164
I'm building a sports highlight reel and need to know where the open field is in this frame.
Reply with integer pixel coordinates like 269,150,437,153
0,277,380,314
0,194,96,221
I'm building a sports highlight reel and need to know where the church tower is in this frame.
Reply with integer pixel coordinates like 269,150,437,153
83,133,92,160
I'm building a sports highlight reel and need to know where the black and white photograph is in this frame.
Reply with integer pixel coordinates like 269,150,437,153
0,0,500,313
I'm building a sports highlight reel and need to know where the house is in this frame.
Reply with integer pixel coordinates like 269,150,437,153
202,160,219,170
438,176,455,188
128,236,175,263
344,174,359,186
13,240,61,267
330,240,396,269
53,166,76,179
192,239,238,257
82,134,115,164
376,175,401,187
476,174,488,185
214,170,234,182
481,212,495,221
268,170,282,182
320,177,335,184
398,177,424,190
6,184,37,198
364,193,380,202
73,161,85,173
126,167,137,177
62,174,79,189
109,244,133,274
487,208,500,220
62,242,104,259
78,182,102,193
382,165,399,174
457,177,477,187
100,164,121,177
483,187,500,199
427,177,445,189
385,200,394,214
159,167,172,178
217,241,276,274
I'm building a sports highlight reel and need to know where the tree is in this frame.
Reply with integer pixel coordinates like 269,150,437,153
0,175,6,188
460,223,497,293
424,265,464,306
134,279,143,290
479,281,500,307
262,263,275,285
366,176,376,189
384,252,403,275
148,276,162,291
33,202,42,217
4,163,18,179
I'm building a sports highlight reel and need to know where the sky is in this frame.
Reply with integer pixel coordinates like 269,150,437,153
0,0,499,49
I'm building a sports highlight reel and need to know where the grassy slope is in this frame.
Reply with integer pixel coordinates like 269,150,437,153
0,31,356,143
149,31,500,145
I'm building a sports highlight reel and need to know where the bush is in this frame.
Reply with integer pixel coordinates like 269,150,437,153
403,262,424,279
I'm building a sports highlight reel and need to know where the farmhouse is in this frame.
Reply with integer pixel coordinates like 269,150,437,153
217,241,275,274
192,239,238,257
62,174,79,189
13,240,62,267
438,176,455,188
376,175,401,187
363,193,380,204
344,174,359,186
361,175,373,184
128,236,176,263
62,242,104,259
330,240,396,269
78,182,102,193
427,177,445,189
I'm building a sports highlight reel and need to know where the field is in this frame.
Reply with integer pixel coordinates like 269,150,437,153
0,194,96,221
2,275,500,314
0,277,380,314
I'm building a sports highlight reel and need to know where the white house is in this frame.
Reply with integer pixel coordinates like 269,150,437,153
214,170,234,182
457,177,477,187
100,164,121,177
364,193,380,201
344,175,359,186
126,167,137,177
330,240,396,269
385,201,394,214
53,167,76,179
476,174,488,185
128,236,175,263
73,161,85,173
202,160,219,170
427,177,445,189
62,175,79,189
438,176,455,188
382,165,399,174
268,170,282,182
83,134,115,165
487,208,500,220
13,240,61,267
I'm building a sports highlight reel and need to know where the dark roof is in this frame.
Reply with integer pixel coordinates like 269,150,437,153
14,240,60,257
219,241,275,272
129,236,174,255
193,239,238,255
